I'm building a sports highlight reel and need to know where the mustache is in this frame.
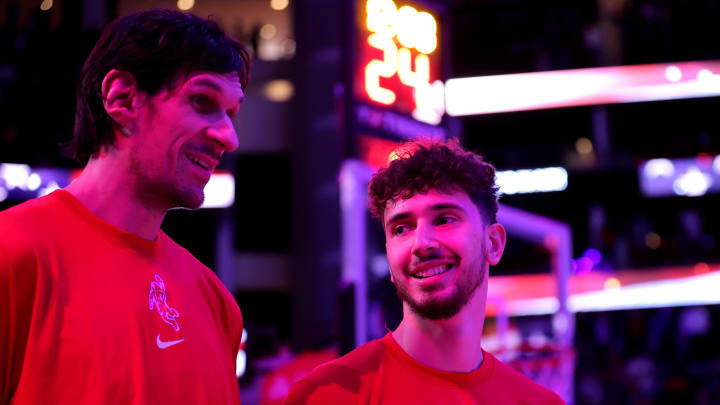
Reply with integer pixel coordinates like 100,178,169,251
410,250,446,265
186,144,222,161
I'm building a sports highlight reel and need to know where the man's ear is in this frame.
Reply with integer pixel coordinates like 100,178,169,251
485,223,506,266
101,69,140,135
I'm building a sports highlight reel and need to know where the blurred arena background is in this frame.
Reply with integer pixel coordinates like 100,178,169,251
1,0,719,404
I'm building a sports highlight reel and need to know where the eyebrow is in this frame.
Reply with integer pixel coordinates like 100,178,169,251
188,78,245,104
384,203,465,228
190,78,222,92
429,203,464,212
385,212,411,228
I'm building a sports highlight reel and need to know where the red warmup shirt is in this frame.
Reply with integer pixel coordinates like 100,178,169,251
0,190,243,404
283,333,565,405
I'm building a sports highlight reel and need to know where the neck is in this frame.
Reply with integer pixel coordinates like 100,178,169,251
65,154,166,241
392,278,488,373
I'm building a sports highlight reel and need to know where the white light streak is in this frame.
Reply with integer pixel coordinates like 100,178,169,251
445,60,720,116
672,167,712,196
505,297,560,316
0,164,235,210
27,173,42,191
489,270,720,316
697,69,714,81
643,158,675,179
496,167,568,195
665,65,682,82
569,271,720,312
235,351,246,378
446,70,615,116
236,328,248,378
201,172,235,208
0,163,31,190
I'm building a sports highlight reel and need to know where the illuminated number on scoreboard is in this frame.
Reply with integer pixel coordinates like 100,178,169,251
363,0,444,124
366,33,398,104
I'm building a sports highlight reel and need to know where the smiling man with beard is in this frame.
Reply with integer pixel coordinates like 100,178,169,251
1,9,250,404
284,139,564,405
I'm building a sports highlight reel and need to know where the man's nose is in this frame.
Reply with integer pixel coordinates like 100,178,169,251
412,222,439,257
206,115,239,152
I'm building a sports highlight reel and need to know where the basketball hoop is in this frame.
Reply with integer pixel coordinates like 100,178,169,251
499,342,575,403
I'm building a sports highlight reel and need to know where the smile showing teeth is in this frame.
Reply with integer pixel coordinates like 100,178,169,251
413,264,452,279
186,154,210,170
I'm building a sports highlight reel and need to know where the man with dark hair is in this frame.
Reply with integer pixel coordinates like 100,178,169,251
0,9,250,404
284,139,564,404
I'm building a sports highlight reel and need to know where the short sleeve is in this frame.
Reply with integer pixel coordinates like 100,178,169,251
0,229,38,403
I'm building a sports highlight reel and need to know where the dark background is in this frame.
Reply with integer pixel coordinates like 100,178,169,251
2,0,719,403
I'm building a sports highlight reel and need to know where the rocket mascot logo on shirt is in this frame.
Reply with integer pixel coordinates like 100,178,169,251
148,274,181,331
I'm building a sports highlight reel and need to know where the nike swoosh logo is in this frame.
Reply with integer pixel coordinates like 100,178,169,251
156,334,184,349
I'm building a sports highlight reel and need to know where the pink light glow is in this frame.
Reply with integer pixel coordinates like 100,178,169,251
486,264,720,316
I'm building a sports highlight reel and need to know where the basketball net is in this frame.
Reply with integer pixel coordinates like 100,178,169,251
499,342,575,403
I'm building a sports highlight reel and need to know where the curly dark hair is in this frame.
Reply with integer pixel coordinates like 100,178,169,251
368,138,499,224
72,9,251,165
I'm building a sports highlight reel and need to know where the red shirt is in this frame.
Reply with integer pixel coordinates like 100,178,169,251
0,190,243,404
283,333,565,405
261,349,338,405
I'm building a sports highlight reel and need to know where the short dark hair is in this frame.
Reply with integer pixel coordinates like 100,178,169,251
368,138,499,224
72,9,251,165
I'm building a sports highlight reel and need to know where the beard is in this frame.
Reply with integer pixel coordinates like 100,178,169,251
394,246,486,320
166,178,205,210
131,164,205,211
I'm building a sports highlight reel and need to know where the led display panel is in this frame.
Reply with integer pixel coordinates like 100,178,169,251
354,0,445,126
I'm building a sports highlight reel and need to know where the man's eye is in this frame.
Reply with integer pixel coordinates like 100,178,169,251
393,225,410,235
437,215,457,225
190,95,217,113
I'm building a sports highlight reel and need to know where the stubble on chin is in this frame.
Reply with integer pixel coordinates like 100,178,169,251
133,171,204,211
394,248,487,321
396,275,481,321
169,183,205,210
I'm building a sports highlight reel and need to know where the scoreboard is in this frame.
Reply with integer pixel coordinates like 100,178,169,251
355,0,445,125
349,0,448,166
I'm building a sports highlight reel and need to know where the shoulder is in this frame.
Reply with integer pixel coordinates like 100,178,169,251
0,194,59,240
0,198,54,333
0,192,73,257
0,194,62,263
283,379,342,405
283,339,386,405
0,193,56,220
489,353,566,405
306,338,385,383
